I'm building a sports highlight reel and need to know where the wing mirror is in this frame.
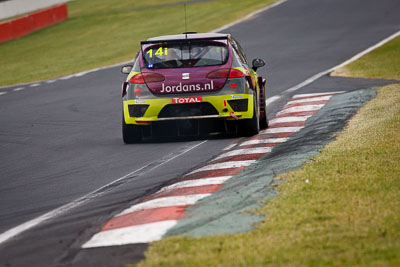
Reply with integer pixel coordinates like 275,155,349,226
121,65,133,74
252,58,266,71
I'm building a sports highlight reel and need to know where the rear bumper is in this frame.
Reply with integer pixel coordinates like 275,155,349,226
123,94,254,125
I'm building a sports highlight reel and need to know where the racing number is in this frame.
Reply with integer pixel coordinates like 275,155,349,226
147,47,168,58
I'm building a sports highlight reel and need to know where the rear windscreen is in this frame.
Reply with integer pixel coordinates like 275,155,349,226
142,41,228,69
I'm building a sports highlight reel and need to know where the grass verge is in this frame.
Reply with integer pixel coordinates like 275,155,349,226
133,26,400,267
0,0,277,87
331,35,400,80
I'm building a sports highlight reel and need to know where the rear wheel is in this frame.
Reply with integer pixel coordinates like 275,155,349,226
122,112,142,144
241,96,260,136
259,85,269,129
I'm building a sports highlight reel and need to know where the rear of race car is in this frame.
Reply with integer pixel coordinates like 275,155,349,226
121,33,265,143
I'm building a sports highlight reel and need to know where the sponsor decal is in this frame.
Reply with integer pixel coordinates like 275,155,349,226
161,81,214,93
134,100,146,104
172,96,202,104
231,95,243,99
182,73,190,80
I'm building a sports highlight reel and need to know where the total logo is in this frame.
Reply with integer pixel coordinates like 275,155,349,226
172,96,202,104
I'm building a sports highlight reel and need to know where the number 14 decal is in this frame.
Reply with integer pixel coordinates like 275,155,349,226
146,47,168,58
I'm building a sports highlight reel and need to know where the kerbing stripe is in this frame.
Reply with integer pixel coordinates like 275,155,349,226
82,220,178,248
157,176,232,193
187,161,256,175
285,95,332,105
117,194,210,216
269,116,311,124
240,138,289,146
292,91,344,99
215,147,272,160
260,127,304,134
223,143,238,151
277,104,324,115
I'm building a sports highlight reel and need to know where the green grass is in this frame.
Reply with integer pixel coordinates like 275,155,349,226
331,35,400,80
134,83,400,266
0,0,277,86
131,22,400,267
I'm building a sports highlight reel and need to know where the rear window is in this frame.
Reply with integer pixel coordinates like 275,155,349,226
142,41,228,69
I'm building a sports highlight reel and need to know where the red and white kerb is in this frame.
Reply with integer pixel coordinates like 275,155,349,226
82,91,341,248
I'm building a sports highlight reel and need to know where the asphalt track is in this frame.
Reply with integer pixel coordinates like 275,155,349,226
0,0,399,266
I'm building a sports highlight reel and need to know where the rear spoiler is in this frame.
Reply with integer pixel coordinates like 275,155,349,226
140,36,229,45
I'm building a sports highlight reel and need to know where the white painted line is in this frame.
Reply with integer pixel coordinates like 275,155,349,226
277,104,324,115
12,87,24,92
269,116,311,125
82,220,178,248
187,161,256,175
215,147,272,161
0,140,208,245
240,138,289,147
46,79,56,84
265,95,281,107
74,71,90,77
265,30,400,106
260,126,304,134
286,95,332,105
29,83,40,87
212,0,288,32
157,177,232,194
117,194,211,216
0,92,7,96
292,92,344,99
60,75,75,80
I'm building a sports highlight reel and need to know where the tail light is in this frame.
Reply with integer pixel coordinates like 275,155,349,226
228,68,245,78
207,68,245,79
129,73,165,84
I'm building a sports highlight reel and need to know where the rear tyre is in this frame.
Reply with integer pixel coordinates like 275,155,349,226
259,85,269,129
241,96,260,136
122,112,142,144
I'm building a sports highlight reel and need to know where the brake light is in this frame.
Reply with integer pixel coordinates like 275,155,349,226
207,69,229,79
228,68,245,78
207,68,245,79
129,74,145,84
129,73,165,84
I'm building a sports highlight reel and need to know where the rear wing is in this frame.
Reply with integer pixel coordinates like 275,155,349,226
140,36,230,45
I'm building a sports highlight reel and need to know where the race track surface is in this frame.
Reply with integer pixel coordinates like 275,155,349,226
0,0,399,266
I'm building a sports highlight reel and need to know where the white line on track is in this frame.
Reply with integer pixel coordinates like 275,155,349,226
82,220,178,248
117,194,211,216
156,176,232,194
13,87,25,92
29,83,40,87
0,92,7,96
0,140,208,245
212,0,289,33
269,116,311,124
187,160,256,175
240,138,289,147
215,147,272,160
265,30,400,107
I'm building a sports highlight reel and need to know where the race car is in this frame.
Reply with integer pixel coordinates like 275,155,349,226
121,32,268,143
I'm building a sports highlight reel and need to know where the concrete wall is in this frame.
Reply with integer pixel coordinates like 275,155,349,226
0,0,69,20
